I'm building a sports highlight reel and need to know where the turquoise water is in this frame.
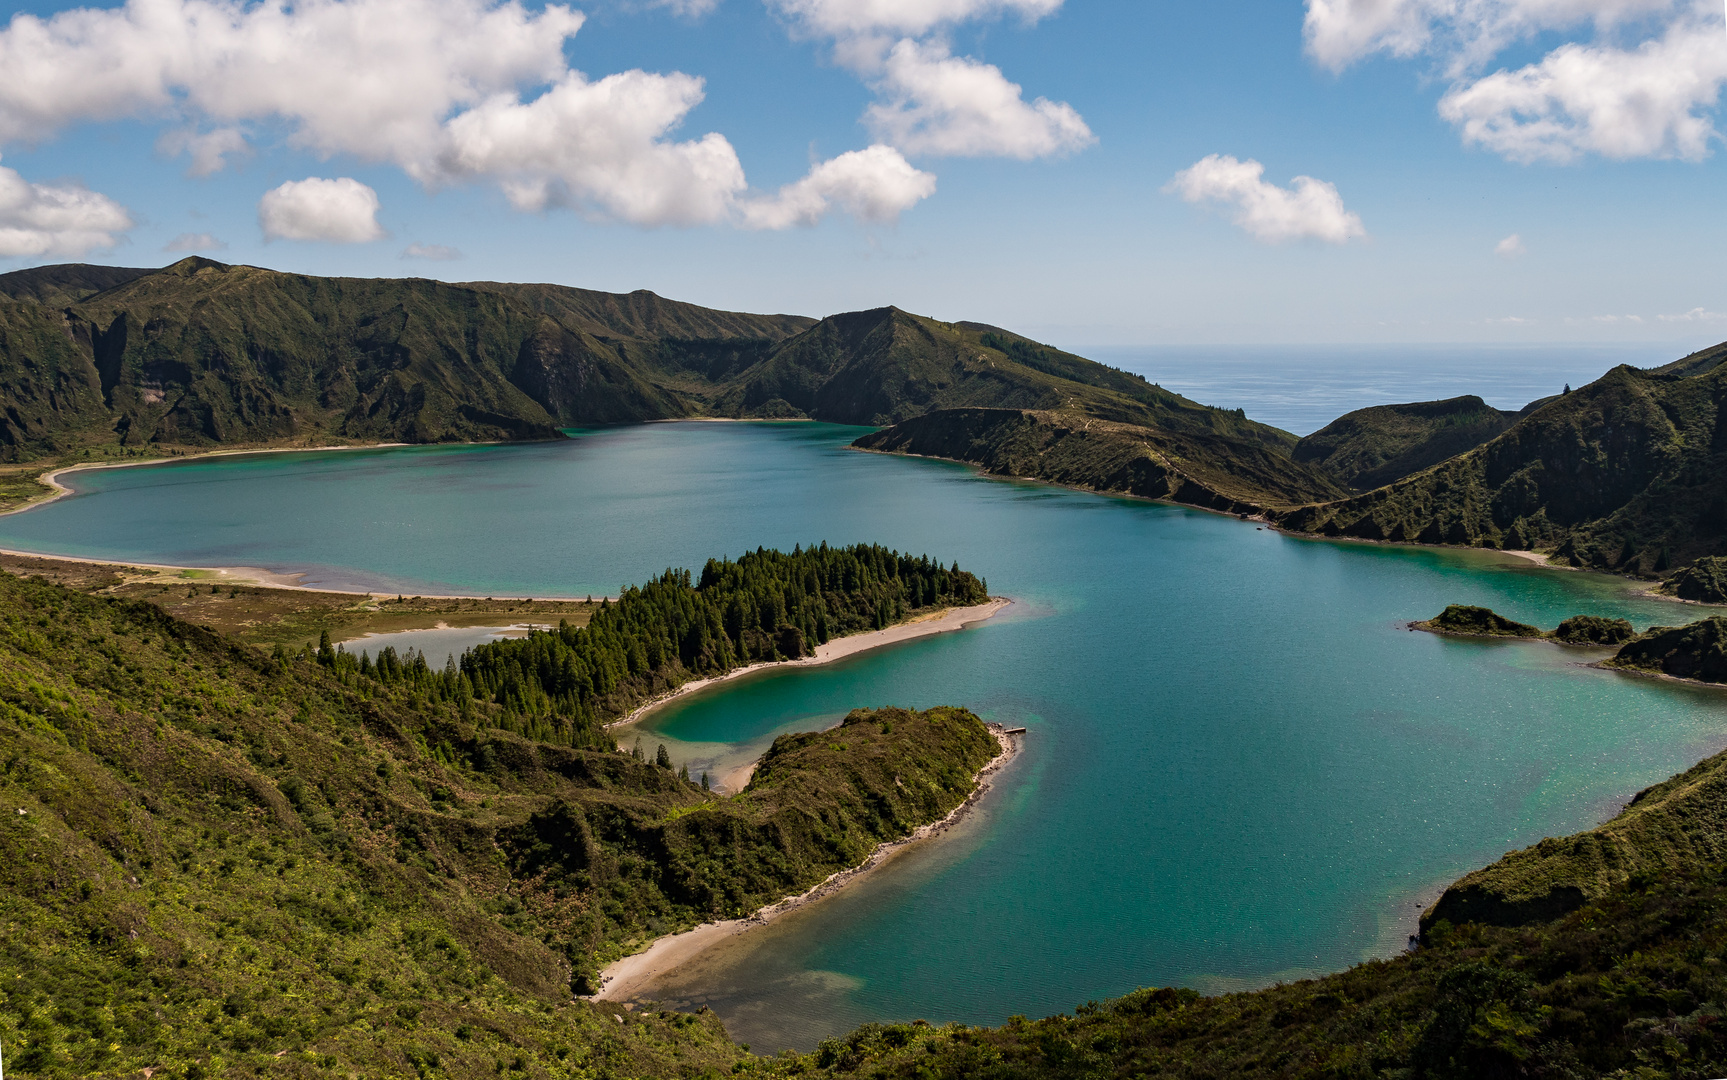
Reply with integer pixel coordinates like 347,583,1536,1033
3,422,1724,1051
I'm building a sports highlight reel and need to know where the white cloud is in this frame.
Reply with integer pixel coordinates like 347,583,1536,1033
740,144,935,228
1304,0,1681,74
0,0,920,230
1439,17,1727,163
1495,233,1526,256
431,71,748,226
1164,155,1367,244
164,231,225,251
0,161,132,257
1659,306,1727,321
0,0,585,163
862,39,1092,158
1304,0,1727,164
157,127,250,177
766,0,1089,166
258,177,385,242
403,242,462,259
769,0,1062,37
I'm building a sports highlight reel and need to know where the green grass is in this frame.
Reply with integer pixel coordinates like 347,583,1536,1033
0,568,998,1078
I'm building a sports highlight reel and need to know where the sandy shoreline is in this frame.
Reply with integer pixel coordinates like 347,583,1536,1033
606,598,1012,733
590,722,1024,1003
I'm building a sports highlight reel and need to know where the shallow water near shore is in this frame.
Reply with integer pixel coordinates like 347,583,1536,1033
3,422,1725,1050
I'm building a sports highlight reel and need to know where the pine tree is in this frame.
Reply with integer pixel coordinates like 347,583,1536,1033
655,744,672,769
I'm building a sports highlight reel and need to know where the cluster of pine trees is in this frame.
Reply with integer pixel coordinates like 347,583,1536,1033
303,543,988,750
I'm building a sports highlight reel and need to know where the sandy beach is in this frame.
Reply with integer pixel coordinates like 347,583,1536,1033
607,598,1012,732
590,722,1024,1003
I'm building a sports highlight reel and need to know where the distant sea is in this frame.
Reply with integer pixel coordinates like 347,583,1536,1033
1088,344,1695,436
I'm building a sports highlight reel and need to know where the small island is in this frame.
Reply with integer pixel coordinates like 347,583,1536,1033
1412,604,1635,645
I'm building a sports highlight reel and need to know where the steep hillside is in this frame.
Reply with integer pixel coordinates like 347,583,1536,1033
0,564,998,1078
0,261,1299,472
0,263,153,306
1424,727,1727,932
1293,395,1522,491
717,309,1297,450
854,407,1347,513
1274,354,1727,574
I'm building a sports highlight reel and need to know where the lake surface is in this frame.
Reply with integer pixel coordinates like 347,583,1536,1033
3,422,1724,1051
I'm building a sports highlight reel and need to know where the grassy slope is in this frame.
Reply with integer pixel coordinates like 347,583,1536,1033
1292,396,1521,492
1425,731,1727,934
0,569,997,1078
1273,355,1727,574
853,407,1347,514
716,310,1296,451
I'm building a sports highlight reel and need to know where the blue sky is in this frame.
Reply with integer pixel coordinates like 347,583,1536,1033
1,0,1725,348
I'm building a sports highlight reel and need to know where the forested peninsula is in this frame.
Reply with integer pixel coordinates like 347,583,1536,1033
308,543,988,749
0,554,1002,1078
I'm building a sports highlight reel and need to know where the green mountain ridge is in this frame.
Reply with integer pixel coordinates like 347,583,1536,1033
1292,395,1530,492
1273,349,1727,574
0,260,1294,469
853,407,1347,513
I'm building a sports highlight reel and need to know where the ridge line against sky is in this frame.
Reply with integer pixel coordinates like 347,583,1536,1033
0,0,1723,346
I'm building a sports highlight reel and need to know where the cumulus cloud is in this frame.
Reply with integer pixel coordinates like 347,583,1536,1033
402,242,461,259
0,0,930,229
740,144,935,228
0,0,583,161
1304,0,1727,164
862,39,1092,158
1304,0,1679,74
1495,233,1526,256
1164,155,1366,244
769,0,1062,37
258,177,385,242
432,71,747,225
164,231,225,251
767,0,1089,164
0,162,132,257
1659,306,1727,321
1439,18,1727,162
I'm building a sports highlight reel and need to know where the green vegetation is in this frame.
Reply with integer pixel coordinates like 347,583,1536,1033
1292,395,1525,492
1659,555,1727,604
1414,605,1635,645
1606,615,1727,684
789,863,1727,1080
0,261,1298,468
0,564,999,1078
1553,615,1638,646
1427,725,1727,933
1274,344,1727,575
307,544,987,749
1418,605,1546,638
854,408,1347,515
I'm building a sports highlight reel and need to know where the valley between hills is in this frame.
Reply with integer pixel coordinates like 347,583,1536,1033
7,259,1727,1078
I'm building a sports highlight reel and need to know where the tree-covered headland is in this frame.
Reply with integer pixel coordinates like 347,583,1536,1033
303,543,988,749
0,557,1000,1078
